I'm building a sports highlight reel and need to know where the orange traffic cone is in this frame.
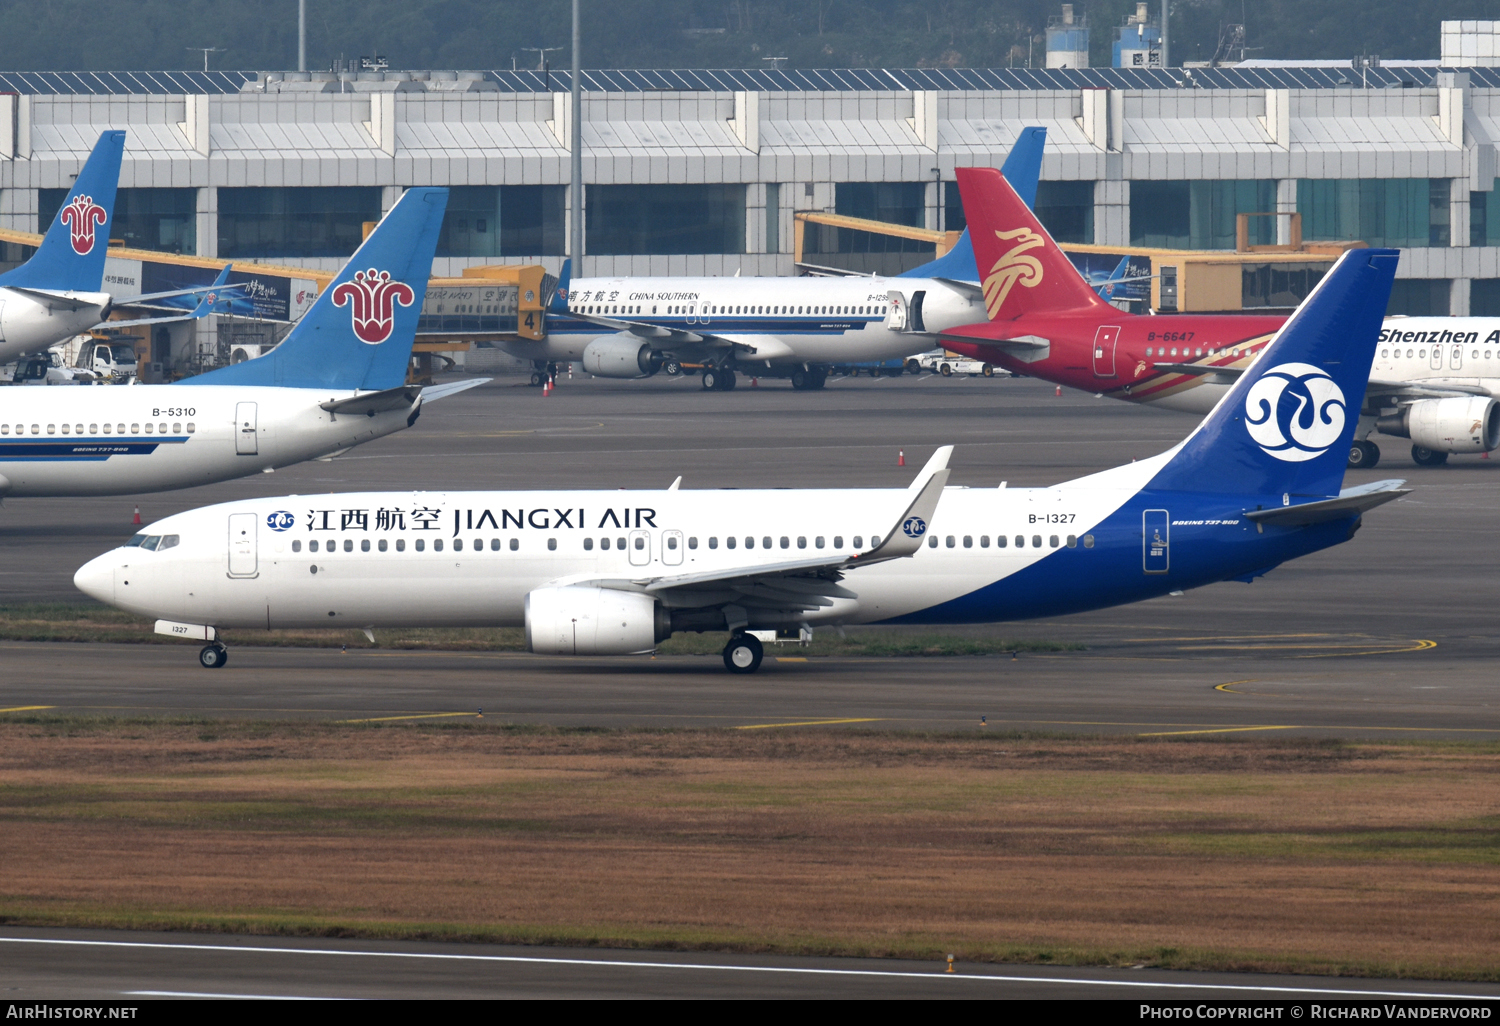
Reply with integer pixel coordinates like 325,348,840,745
751,377,759,387
1055,386,1062,396
132,506,141,525
898,450,905,467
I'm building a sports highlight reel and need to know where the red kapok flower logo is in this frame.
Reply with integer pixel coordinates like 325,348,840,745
330,268,416,345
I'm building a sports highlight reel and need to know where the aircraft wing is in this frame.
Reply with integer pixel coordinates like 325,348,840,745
99,266,246,328
5,287,103,311
938,331,1050,359
1364,377,1495,400
932,277,985,301
1152,362,1248,378
1244,479,1410,527
560,447,953,614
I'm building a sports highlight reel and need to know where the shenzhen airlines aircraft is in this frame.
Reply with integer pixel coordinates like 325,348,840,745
76,247,1410,672
0,187,480,497
940,167,1500,469
497,130,1048,392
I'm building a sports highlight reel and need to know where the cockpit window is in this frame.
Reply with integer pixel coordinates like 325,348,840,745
140,536,162,551
157,535,180,551
123,534,146,547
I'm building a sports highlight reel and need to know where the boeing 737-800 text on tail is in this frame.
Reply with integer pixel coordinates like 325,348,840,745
0,187,480,498
77,247,1408,673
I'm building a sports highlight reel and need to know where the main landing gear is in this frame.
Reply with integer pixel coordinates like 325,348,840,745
199,643,229,669
722,633,764,674
1411,445,1449,467
701,366,737,391
1347,440,1381,469
789,367,828,390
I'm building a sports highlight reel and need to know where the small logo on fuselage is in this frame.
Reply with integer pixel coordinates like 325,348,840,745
1244,362,1347,462
903,516,927,537
266,511,296,532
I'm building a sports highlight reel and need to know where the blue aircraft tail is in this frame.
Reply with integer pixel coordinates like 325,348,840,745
1147,247,1399,499
0,130,125,291
899,126,1046,281
189,187,449,391
548,258,572,315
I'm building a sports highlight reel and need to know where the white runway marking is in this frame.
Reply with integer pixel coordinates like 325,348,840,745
3,938,1495,998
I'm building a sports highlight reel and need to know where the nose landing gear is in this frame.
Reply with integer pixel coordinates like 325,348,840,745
198,643,229,669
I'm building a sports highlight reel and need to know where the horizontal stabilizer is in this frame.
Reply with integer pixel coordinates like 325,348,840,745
1245,479,1409,526
7,287,106,311
421,378,490,402
1153,362,1246,379
319,384,423,416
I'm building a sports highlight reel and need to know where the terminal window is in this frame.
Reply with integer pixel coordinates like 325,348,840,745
42,187,196,255
437,185,565,258
587,184,746,254
946,180,1095,244
1298,179,1449,249
218,186,382,258
1131,180,1275,250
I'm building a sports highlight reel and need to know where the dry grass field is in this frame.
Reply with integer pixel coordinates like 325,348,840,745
0,718,1496,980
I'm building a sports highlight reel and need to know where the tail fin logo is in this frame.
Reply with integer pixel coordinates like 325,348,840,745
331,268,416,345
60,196,107,255
1244,362,1347,463
981,227,1045,318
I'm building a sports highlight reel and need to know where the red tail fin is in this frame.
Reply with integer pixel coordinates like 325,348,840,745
955,167,1109,321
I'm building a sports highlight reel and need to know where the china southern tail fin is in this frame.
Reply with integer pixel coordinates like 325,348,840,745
548,258,572,314
955,166,1109,321
189,187,448,391
900,126,1046,281
0,130,125,291
1147,247,1398,499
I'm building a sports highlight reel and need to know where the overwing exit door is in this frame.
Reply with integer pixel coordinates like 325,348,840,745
1143,510,1169,574
235,402,258,455
1093,326,1121,377
628,529,651,566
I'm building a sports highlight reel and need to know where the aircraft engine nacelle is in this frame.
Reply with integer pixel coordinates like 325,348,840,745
1377,397,1500,453
581,334,662,378
524,585,671,655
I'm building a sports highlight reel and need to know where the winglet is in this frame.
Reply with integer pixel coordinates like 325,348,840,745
853,446,953,564
549,258,572,314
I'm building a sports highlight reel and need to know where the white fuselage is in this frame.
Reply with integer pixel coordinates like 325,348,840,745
0,384,413,496
72,466,1158,632
503,275,980,367
0,287,111,364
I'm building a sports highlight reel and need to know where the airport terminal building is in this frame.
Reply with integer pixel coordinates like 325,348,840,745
5,53,1500,322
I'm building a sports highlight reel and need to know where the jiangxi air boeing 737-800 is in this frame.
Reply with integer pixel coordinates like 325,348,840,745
76,246,1410,672
0,186,482,498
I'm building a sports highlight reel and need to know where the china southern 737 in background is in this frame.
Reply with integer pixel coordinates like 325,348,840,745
75,246,1411,673
0,186,484,498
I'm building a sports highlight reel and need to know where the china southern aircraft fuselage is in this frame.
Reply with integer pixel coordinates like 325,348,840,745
501,274,980,386
0,287,114,365
0,384,417,496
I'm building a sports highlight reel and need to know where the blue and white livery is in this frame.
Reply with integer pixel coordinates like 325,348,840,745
499,129,1047,392
0,187,483,498
75,248,1409,673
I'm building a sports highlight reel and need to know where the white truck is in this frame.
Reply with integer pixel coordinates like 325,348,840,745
911,349,1002,378
54,334,139,383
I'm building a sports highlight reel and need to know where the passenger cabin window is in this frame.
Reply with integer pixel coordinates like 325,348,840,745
361,539,371,552
396,539,406,552
600,537,610,550
510,538,519,551
946,536,955,548
1015,536,1025,548
997,535,1008,548
928,537,938,548
709,537,718,549
1032,535,1043,548
490,538,500,550
1066,535,1077,548
852,536,862,548
584,538,594,551
434,539,444,552
415,539,425,552
980,536,990,548
548,538,557,550
309,540,320,553
833,536,843,549
292,540,302,552
378,539,388,552
454,539,463,552
688,537,698,549
1083,534,1095,548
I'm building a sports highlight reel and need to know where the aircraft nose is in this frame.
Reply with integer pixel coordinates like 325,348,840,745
73,553,115,604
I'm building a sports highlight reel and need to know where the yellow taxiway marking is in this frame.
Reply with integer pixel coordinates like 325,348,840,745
735,717,884,730
775,657,808,663
1214,680,1258,693
0,705,54,714
1141,725,1298,737
335,712,481,724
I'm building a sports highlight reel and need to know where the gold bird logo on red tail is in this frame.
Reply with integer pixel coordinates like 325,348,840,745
981,227,1046,318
